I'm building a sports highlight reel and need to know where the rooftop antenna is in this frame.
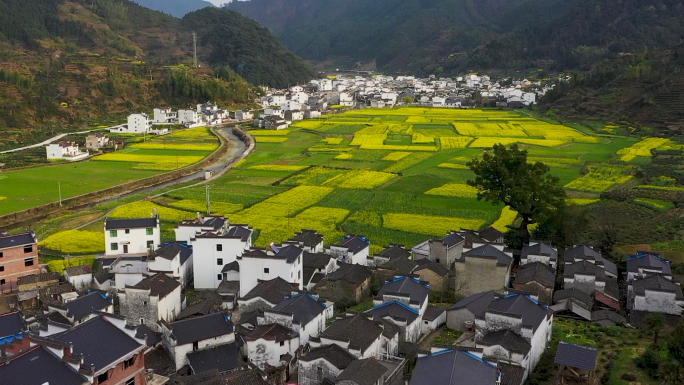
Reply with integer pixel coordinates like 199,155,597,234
193,32,198,68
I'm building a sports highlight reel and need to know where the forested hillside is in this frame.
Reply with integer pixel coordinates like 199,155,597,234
130,0,214,18
0,0,312,149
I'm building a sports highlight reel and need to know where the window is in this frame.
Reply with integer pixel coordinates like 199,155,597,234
0,252,3,258
140,318,144,324
24,258,34,267
280,341,284,346
23,245,33,253
143,301,148,306
147,241,154,250
97,372,109,383
317,367,323,380
0,279,5,285
264,268,269,274
123,356,136,368
193,341,199,351
110,230,117,237
216,244,223,252
111,243,119,251
217,274,222,281
298,271,301,279
125,378,135,385
435,258,440,264
146,228,153,235
0,266,3,272
125,229,130,234
217,258,223,266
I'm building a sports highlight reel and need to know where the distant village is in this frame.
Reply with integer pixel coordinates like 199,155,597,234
0,201,679,385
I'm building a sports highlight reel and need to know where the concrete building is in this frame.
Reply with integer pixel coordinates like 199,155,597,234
190,224,252,290
105,217,161,256
329,235,370,265
453,244,514,296
0,232,40,291
259,293,333,345
148,242,193,288
46,141,88,161
235,110,254,121
246,323,299,371
424,232,465,268
110,256,149,290
178,109,198,125
64,265,93,291
119,272,182,331
85,132,109,150
153,107,177,123
124,113,150,133
238,245,304,296
313,263,372,303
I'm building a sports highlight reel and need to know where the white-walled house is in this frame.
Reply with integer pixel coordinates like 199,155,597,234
520,242,558,269
190,225,253,289
119,272,182,331
235,110,254,121
115,113,150,133
627,275,684,315
328,235,370,265
259,293,333,345
309,313,399,359
175,215,229,243
289,229,325,253
238,245,304,296
160,312,235,370
246,323,299,371
148,242,193,288
374,276,430,318
298,344,357,385
626,253,673,282
178,109,198,125
47,291,114,325
46,141,88,161
153,108,177,123
105,217,161,256
64,265,93,291
474,294,553,383
110,257,149,290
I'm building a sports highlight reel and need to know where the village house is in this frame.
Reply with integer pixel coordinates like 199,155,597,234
454,244,514,295
47,291,114,325
160,311,235,370
313,263,372,303
112,113,150,133
421,306,447,335
0,231,40,291
627,275,684,315
374,276,430,318
626,252,672,281
176,290,225,320
64,265,93,291
309,313,400,359
190,224,253,289
38,313,147,384
259,293,333,345
85,132,109,150
263,115,290,130
554,342,598,384
335,357,405,385
246,323,300,372
0,311,29,355
410,349,500,385
413,260,449,291
235,110,254,121
237,245,304,296
563,260,620,309
303,252,337,290
186,342,240,376
237,277,299,314
148,242,193,288
458,227,505,251
178,109,198,125
46,141,88,161
119,272,182,330
513,262,556,305
372,244,411,266
289,229,325,253
153,107,177,123
174,215,229,243
0,345,92,384
367,301,421,343
474,293,554,383
110,256,149,289
298,343,357,385
284,110,304,121
419,231,465,268
328,235,370,265
104,217,161,256
520,242,558,269
305,109,322,119
564,245,618,279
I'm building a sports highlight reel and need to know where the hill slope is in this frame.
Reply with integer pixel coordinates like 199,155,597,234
0,0,312,149
130,0,214,18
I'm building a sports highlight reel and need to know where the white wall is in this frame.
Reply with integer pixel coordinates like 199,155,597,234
149,254,181,279
67,274,92,291
239,255,303,296
105,226,160,256
247,336,299,370
158,286,182,322
164,331,235,370
114,273,145,290
178,110,197,124
127,114,149,133
635,291,682,315
46,144,64,159
191,237,247,289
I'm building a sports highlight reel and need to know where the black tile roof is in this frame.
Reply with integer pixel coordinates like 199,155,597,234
515,262,555,288
154,242,193,264
553,288,593,308
105,217,157,230
478,227,504,243
368,301,419,325
290,229,324,248
0,232,36,250
485,294,550,332
414,259,449,276
299,343,356,369
0,312,25,339
240,277,295,305
206,369,269,385
319,314,383,352
94,269,114,284
410,349,498,385
632,275,684,300
131,273,180,299
136,324,162,346
17,272,61,286
376,276,429,307
275,244,303,263
0,346,87,385
424,305,446,321
448,291,497,317
375,244,411,260
270,294,327,326
381,256,418,275
65,265,92,276
498,361,526,385
303,252,333,269
222,261,240,273
63,292,112,321
521,242,558,261
52,316,142,372
627,253,672,275
440,232,465,247
565,245,617,276
464,244,512,266
227,226,253,242
333,235,370,255
188,342,239,375
245,323,298,342
554,341,598,370
319,263,371,285
336,358,389,385
479,329,531,354
564,260,606,280
167,312,234,345
217,280,240,295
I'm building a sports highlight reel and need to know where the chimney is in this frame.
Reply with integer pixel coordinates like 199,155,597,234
63,345,72,357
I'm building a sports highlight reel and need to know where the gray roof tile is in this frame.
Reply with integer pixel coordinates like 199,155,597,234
410,349,498,385
554,341,598,370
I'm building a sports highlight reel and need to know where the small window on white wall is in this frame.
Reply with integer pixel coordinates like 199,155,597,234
264,268,269,274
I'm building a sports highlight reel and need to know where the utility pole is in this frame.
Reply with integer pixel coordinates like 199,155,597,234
193,32,198,68
206,185,211,215
58,181,62,206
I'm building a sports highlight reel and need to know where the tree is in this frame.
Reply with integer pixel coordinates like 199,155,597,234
467,144,567,242
668,321,684,365
645,313,665,345
402,95,414,104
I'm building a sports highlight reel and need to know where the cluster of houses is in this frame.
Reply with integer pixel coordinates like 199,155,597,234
45,133,126,162
0,208,681,384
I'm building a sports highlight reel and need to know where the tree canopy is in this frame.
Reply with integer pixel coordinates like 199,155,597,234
467,144,566,240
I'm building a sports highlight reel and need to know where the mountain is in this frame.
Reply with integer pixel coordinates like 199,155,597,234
0,0,312,149
130,0,214,18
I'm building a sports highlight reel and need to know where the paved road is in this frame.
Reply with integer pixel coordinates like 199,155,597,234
0,124,124,154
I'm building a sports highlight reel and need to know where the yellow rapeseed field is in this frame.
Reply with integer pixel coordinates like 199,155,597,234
491,207,518,232
425,183,478,198
40,230,104,254
383,213,487,236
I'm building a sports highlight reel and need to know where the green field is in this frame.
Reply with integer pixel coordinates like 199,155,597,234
127,107,641,254
0,127,218,215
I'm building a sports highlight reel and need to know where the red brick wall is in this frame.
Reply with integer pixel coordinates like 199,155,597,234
93,350,146,385
0,242,40,290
